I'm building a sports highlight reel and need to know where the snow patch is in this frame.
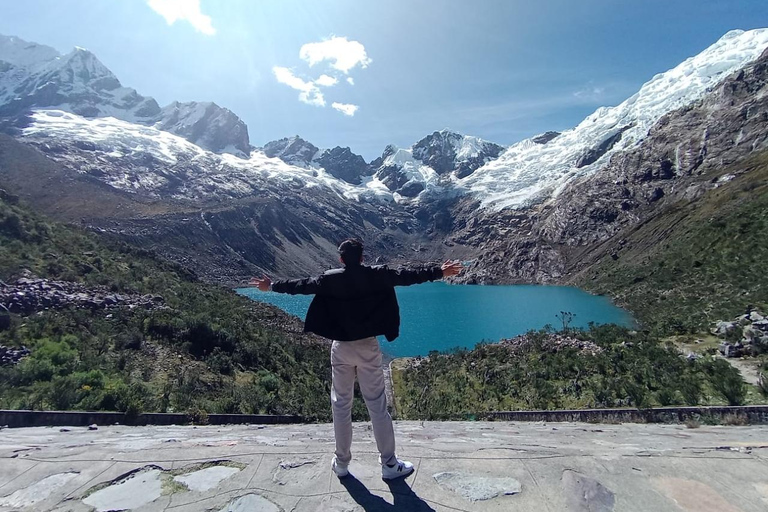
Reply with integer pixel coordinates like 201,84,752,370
462,28,768,209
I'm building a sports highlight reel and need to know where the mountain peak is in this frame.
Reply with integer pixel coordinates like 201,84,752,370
57,46,119,88
411,130,504,177
262,136,319,166
155,101,250,156
0,33,60,71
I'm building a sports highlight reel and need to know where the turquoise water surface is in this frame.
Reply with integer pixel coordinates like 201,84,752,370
237,282,634,358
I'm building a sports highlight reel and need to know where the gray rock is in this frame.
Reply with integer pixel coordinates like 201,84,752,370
155,101,250,157
262,136,319,167
315,146,370,184
532,131,561,144
217,493,281,512
713,321,738,337
561,470,615,512
433,471,521,501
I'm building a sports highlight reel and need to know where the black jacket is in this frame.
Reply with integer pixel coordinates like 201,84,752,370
271,264,443,341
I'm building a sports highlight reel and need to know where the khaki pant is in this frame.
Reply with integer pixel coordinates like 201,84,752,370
330,337,396,466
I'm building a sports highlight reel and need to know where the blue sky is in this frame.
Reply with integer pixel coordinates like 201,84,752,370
2,0,767,159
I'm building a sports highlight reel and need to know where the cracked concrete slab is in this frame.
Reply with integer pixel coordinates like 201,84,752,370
82,467,164,512
433,471,522,501
562,469,615,512
1,422,767,511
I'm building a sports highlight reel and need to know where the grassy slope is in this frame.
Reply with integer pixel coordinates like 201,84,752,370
0,190,356,420
394,152,768,419
392,326,765,420
575,151,768,335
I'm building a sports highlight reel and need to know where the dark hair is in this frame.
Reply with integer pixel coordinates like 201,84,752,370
338,239,363,266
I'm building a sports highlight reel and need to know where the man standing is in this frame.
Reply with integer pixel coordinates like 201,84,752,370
250,239,462,480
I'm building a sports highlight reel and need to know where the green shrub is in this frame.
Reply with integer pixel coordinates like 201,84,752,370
705,359,746,406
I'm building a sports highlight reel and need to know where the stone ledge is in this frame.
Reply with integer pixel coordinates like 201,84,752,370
486,405,768,424
3,405,767,429
0,410,302,428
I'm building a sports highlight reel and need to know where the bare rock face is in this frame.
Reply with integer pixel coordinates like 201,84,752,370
531,131,561,144
262,136,319,166
0,41,161,121
0,35,250,157
458,47,768,284
154,102,250,157
315,146,371,184
0,276,165,315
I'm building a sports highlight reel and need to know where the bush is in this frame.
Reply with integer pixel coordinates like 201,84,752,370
705,359,746,406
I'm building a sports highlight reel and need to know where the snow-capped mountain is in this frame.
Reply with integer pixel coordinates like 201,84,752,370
19,110,381,203
261,136,373,185
369,130,505,198
2,29,768,284
315,146,372,185
5,30,768,209
156,101,250,157
261,136,320,167
461,28,768,209
0,36,160,121
0,34,249,156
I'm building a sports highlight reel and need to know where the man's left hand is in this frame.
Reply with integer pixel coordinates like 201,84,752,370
440,260,463,278
249,275,272,291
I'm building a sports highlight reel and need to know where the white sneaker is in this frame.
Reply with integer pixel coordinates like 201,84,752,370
382,459,414,480
332,457,349,477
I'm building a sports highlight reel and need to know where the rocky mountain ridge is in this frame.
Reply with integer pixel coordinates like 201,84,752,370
0,35,250,156
1,30,768,301
261,135,373,185
454,44,768,285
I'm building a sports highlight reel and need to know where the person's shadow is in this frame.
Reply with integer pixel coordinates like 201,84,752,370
339,475,437,511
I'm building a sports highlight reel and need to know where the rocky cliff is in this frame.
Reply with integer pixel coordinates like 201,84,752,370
0,35,250,157
455,46,768,287
1,30,768,318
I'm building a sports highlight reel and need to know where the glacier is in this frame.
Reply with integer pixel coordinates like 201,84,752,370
460,28,768,209
5,29,768,211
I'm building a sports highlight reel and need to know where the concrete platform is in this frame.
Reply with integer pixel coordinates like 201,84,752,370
1,421,767,511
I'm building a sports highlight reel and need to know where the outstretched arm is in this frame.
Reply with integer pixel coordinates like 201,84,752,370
248,274,322,295
388,260,463,286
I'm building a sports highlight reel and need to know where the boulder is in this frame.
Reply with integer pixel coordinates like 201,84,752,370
712,321,738,337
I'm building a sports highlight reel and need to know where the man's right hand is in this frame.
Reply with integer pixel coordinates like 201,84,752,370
440,260,463,278
249,275,272,291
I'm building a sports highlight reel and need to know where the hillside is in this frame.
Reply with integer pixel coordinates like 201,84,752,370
0,189,377,421
2,30,768,293
574,150,768,334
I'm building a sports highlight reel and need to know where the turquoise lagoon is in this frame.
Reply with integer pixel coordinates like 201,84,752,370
237,282,634,358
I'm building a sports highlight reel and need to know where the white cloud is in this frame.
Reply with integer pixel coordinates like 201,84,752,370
147,0,216,35
332,102,359,116
346,77,355,85
299,36,371,74
573,81,610,101
273,67,325,107
315,74,338,87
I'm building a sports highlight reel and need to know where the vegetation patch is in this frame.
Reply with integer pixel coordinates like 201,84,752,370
576,151,768,336
394,325,766,420
0,192,373,421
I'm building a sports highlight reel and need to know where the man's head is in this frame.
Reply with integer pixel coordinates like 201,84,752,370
338,238,363,266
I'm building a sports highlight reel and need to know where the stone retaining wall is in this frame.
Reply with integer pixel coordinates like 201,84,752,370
0,410,302,428
3,406,768,428
486,405,768,424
